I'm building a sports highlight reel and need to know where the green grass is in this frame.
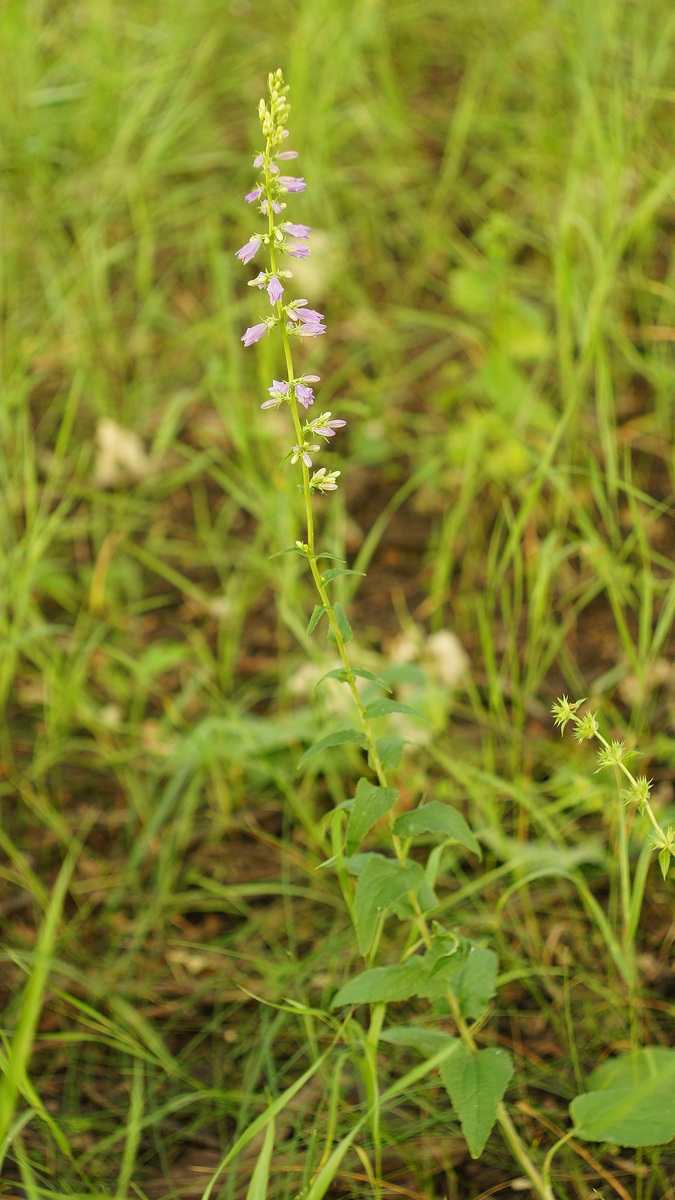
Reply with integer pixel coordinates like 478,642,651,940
0,0,674,1196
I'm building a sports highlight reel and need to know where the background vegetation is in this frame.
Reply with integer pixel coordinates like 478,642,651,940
0,0,673,1196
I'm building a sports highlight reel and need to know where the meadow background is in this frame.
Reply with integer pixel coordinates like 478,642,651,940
1,0,674,1196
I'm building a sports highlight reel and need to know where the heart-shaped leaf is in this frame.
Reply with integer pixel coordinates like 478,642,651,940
346,778,398,855
440,1045,513,1158
354,858,426,956
393,801,481,858
570,1047,675,1147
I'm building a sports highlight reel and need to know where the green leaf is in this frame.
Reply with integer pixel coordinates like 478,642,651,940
315,550,346,562
454,947,499,1019
393,802,481,858
346,779,399,855
318,665,392,693
332,961,424,1006
245,1117,275,1200
380,1026,456,1057
269,546,308,559
0,834,82,1147
331,933,498,1012
342,852,385,876
354,858,426,956
393,877,438,920
364,698,429,723
589,1047,675,1091
421,933,498,1018
440,1045,513,1159
306,605,326,636
321,568,366,583
297,729,366,771
370,734,406,772
570,1047,675,1147
659,846,670,880
327,602,353,645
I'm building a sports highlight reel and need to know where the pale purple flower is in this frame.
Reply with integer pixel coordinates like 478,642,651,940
282,222,311,239
276,150,298,160
313,415,346,437
279,176,306,193
286,243,310,259
235,237,262,264
260,199,284,215
245,187,263,203
267,276,284,304
286,299,323,321
261,379,290,409
270,379,290,396
296,321,326,338
241,322,269,347
310,467,340,492
253,153,264,167
291,443,320,468
269,163,280,175
295,383,315,408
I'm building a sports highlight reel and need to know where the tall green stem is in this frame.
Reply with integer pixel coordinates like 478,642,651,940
260,130,553,1200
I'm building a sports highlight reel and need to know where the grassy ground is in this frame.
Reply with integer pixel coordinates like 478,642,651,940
0,0,674,1196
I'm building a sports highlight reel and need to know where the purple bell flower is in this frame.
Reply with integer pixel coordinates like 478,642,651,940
267,276,284,304
296,321,326,338
241,322,269,347
295,384,315,408
235,237,262,264
279,176,306,193
313,417,346,437
282,223,311,239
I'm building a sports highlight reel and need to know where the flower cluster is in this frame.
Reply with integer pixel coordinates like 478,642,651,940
236,69,344,493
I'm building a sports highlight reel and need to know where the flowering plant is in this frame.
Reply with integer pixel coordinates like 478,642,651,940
229,69,675,1200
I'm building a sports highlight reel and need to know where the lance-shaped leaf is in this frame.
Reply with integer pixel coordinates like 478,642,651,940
245,1117,275,1200
370,734,407,772
393,801,481,858
354,857,426,956
297,729,366,771
321,567,366,583
318,665,392,693
306,605,326,636
570,1047,675,1147
346,778,399,855
269,545,308,559
327,602,353,645
364,698,429,723
440,1044,513,1159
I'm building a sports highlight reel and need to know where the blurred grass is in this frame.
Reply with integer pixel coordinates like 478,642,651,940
0,0,674,1195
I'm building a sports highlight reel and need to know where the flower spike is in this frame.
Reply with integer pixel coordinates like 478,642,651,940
235,69,344,496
